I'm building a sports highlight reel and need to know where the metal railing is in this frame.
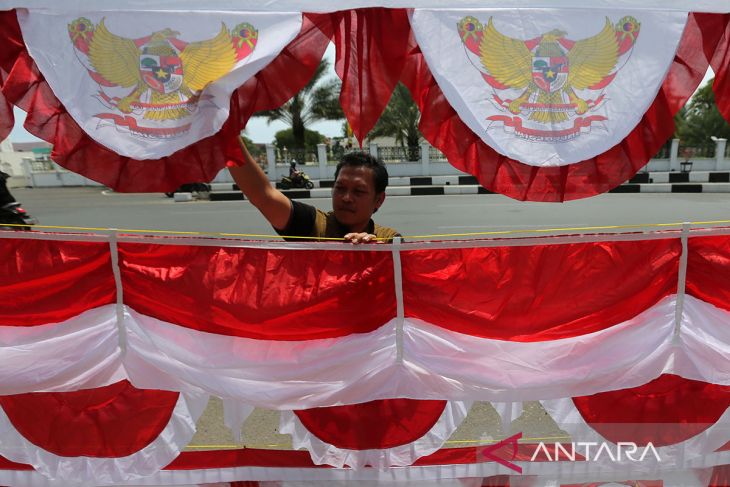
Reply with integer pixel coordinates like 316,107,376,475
275,147,319,165
679,144,716,159
429,147,447,161
378,145,420,163
29,160,55,172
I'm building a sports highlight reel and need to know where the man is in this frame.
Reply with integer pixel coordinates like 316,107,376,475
230,139,399,243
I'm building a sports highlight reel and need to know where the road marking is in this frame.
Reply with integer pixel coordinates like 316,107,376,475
437,224,591,230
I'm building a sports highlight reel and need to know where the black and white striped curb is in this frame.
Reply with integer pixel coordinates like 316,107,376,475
628,171,730,184
205,173,730,201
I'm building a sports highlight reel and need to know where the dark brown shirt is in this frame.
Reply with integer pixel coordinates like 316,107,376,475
276,200,400,242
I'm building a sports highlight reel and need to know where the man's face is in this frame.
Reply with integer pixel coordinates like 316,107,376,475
332,165,385,232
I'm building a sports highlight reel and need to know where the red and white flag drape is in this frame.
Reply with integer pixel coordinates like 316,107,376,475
410,9,684,167
2,228,730,484
18,10,301,160
0,4,729,199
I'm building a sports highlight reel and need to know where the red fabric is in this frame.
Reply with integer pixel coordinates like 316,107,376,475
709,14,730,123
0,444,574,474
0,11,329,192
686,234,730,313
480,477,512,487
0,238,115,326
710,464,730,487
401,13,723,201
0,455,33,470
329,8,411,144
294,399,447,450
164,444,564,470
402,239,680,341
573,374,730,447
562,483,662,487
0,68,12,142
118,242,396,340
0,381,179,457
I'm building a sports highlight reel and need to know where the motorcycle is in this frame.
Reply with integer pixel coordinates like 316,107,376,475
0,202,38,231
280,171,314,190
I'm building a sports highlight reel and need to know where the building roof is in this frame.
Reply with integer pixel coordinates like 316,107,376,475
12,141,52,152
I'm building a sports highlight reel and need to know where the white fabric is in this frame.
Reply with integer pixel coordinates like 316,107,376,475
492,401,524,435
3,295,730,406
122,308,401,408
221,398,255,443
257,481,483,487
279,401,473,468
541,398,730,474
0,391,209,485
4,458,721,485
400,295,679,401
17,10,301,159
0,305,126,394
3,1,730,13
410,9,687,166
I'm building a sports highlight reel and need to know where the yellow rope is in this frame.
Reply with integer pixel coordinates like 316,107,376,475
184,435,573,449
2,219,730,240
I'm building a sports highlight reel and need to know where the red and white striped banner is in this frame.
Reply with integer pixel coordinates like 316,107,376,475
2,229,730,483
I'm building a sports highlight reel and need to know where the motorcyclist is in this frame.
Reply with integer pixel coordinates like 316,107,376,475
0,171,16,206
289,160,302,184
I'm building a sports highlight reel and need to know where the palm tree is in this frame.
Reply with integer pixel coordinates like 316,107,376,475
254,60,343,149
368,83,422,160
675,78,730,146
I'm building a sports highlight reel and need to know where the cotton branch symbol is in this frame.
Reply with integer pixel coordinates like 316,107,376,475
476,432,523,474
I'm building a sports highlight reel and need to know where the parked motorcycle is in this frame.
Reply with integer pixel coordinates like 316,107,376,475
280,171,314,190
0,202,37,231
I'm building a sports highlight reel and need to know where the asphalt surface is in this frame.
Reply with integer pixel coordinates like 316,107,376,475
8,187,730,451
10,187,730,238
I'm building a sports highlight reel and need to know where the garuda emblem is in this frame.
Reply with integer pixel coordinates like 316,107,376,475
68,18,258,138
458,16,640,142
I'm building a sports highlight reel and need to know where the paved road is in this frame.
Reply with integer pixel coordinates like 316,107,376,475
12,187,730,238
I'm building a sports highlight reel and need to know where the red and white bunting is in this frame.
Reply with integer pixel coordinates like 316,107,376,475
17,10,301,159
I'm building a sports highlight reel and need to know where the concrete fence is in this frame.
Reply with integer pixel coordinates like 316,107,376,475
20,138,730,188
212,138,730,184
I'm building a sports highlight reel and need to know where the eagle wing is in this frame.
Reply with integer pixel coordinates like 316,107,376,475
567,18,619,90
479,18,532,90
88,19,142,88
180,24,237,93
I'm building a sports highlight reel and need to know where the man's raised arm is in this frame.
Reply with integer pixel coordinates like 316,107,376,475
229,139,292,231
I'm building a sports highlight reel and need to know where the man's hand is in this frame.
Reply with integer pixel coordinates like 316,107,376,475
344,232,380,244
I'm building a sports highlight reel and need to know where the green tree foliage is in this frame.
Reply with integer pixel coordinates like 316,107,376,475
274,128,325,150
241,134,264,158
254,60,343,148
675,78,730,146
368,83,422,153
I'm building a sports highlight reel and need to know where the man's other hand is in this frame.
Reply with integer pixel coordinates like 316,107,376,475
344,232,380,244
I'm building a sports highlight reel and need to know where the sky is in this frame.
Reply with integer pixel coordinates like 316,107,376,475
6,50,716,145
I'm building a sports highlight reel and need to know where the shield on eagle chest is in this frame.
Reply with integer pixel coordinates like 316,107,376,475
139,53,183,94
531,56,569,93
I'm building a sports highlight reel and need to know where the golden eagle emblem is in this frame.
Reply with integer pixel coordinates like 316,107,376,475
67,18,257,136
458,16,640,141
